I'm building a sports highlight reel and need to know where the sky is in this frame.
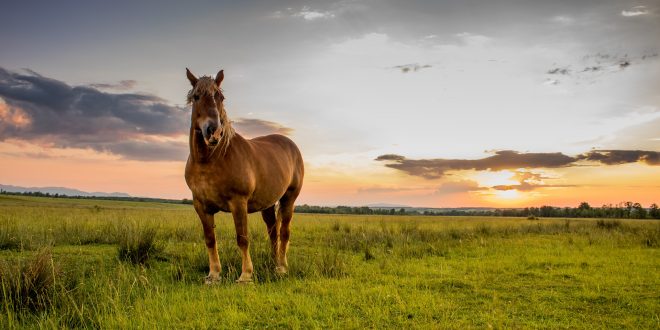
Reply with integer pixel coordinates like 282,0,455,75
0,0,658,207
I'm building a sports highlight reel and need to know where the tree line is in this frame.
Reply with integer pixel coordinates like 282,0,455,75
295,202,660,219
0,190,189,205
2,190,657,219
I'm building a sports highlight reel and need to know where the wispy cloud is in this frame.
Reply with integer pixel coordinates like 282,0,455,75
89,80,137,91
233,118,293,137
435,180,486,195
392,63,432,73
376,149,659,179
455,32,492,46
491,170,574,191
271,6,335,21
551,15,575,25
621,6,649,17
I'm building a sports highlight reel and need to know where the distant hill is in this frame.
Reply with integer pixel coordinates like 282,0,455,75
0,184,131,198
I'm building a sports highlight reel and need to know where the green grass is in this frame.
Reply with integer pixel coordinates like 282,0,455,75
0,196,658,328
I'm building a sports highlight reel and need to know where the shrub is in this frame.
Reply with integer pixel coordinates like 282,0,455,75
0,248,57,312
117,224,163,265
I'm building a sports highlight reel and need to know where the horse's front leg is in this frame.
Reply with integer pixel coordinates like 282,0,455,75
230,200,253,283
193,202,221,284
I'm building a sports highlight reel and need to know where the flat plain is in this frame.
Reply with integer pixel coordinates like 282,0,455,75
0,195,658,328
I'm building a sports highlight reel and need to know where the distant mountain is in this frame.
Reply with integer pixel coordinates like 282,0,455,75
0,184,131,198
365,203,412,209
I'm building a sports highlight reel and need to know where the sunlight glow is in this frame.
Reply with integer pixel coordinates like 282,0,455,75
493,189,520,200
472,170,518,187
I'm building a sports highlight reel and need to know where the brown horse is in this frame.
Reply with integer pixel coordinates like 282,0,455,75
184,68,304,284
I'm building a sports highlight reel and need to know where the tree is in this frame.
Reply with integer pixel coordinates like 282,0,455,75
649,204,660,219
578,202,591,211
631,203,646,219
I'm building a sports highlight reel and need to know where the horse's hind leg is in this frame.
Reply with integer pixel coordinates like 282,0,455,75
276,190,299,274
261,205,280,266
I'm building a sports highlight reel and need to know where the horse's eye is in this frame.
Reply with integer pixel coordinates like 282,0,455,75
193,94,200,101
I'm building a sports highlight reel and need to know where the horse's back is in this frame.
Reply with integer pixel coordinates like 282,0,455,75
247,134,304,192
249,134,303,167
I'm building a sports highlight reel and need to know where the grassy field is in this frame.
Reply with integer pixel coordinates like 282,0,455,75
0,195,658,328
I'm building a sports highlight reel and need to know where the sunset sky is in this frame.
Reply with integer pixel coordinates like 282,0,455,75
0,0,658,207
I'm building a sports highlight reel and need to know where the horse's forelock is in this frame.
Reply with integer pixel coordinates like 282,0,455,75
187,76,235,155
186,76,221,104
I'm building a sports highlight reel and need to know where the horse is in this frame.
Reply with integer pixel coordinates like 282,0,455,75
183,68,304,284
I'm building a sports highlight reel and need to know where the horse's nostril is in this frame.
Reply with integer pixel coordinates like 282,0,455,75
206,125,215,137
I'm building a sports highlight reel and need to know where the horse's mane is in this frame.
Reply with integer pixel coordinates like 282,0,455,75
187,77,235,155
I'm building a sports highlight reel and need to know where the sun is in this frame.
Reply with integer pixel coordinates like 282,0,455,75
472,170,518,187
493,189,520,200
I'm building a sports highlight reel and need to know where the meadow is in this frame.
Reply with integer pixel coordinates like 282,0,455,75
0,195,658,329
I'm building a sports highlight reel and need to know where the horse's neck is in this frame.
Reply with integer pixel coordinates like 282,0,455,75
189,127,211,163
189,128,242,164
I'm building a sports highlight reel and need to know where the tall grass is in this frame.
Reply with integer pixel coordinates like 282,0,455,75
0,248,56,312
117,222,163,265
0,197,658,328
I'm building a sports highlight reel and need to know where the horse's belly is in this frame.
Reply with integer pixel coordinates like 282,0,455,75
246,189,284,213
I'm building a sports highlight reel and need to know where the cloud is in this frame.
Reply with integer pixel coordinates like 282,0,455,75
551,15,574,25
376,149,660,179
491,182,574,191
392,63,432,73
435,180,486,195
490,170,573,191
621,6,649,17
577,150,659,165
455,32,492,46
375,154,406,161
89,80,137,91
271,6,335,21
376,150,576,179
0,67,296,161
294,6,335,20
233,118,293,138
544,52,656,85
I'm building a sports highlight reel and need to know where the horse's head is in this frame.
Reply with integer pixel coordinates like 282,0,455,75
186,68,228,147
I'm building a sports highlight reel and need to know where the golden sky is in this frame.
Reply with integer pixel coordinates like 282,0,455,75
0,1,658,207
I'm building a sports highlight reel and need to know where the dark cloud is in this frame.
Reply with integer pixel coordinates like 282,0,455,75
375,154,406,161
545,52,656,83
0,68,297,161
577,150,659,166
0,67,187,161
233,118,293,138
89,80,137,91
376,149,660,179
393,63,432,73
376,150,576,179
547,67,570,75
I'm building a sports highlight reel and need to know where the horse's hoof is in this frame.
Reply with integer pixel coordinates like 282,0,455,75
275,266,288,275
236,273,254,284
204,275,220,285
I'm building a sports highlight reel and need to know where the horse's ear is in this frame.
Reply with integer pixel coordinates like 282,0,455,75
186,68,198,86
215,70,224,86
